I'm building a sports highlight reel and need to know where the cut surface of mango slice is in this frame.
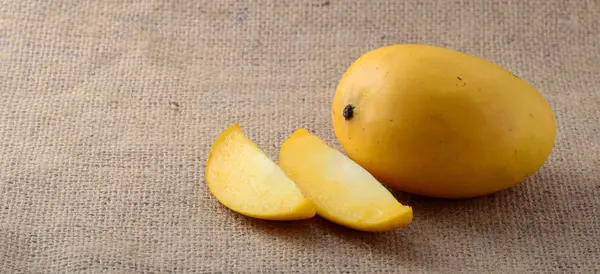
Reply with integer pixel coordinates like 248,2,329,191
206,124,316,220
279,128,413,232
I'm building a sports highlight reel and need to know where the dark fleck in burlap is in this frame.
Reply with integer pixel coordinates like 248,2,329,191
1,0,598,273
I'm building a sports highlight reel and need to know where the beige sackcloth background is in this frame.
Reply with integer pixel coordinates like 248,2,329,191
1,0,599,273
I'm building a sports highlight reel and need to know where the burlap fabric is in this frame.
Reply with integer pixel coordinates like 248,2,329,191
1,0,598,273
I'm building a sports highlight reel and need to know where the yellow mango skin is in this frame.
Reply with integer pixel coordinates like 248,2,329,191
332,44,557,199
279,128,413,232
206,124,316,220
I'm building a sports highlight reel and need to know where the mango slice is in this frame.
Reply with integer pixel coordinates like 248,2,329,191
206,124,316,221
279,128,413,232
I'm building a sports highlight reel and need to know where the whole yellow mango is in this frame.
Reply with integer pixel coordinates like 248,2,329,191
332,44,556,198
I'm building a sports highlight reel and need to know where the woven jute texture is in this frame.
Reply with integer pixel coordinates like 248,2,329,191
1,0,599,273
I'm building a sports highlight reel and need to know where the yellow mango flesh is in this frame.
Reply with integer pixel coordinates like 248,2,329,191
279,128,413,232
205,124,316,220
332,44,557,198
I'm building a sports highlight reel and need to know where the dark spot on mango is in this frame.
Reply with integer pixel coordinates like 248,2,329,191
343,104,355,121
457,77,462,81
